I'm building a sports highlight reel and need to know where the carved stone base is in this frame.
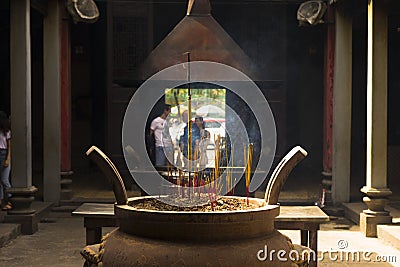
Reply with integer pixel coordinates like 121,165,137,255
360,186,392,198
4,201,53,235
60,171,73,201
7,186,38,215
360,212,392,237
362,196,389,213
360,186,392,237
4,186,40,234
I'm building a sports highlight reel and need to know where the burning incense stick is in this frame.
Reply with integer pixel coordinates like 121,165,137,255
208,189,214,211
244,144,247,203
213,136,217,193
198,143,204,197
177,148,183,197
244,143,254,205
184,52,192,199
230,144,234,195
225,139,229,195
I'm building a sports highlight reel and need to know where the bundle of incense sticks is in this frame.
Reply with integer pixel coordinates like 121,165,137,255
196,146,200,194
214,135,222,196
225,140,229,195
193,146,198,197
197,141,202,191
177,149,183,197
214,135,220,180
208,189,215,211
244,143,254,206
226,143,234,195
210,168,218,209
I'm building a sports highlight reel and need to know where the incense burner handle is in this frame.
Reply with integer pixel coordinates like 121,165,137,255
86,146,128,205
264,146,308,205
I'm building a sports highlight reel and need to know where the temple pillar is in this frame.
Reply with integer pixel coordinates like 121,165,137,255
360,0,392,237
43,0,61,203
9,0,37,214
8,0,39,234
321,5,335,206
332,1,352,204
60,6,73,201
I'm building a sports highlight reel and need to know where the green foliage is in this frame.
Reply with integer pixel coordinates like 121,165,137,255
165,88,226,107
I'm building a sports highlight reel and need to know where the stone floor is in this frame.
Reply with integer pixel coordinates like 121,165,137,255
0,212,86,267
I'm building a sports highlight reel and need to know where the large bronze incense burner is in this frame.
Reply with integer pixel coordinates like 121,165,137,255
81,146,308,267
101,200,291,267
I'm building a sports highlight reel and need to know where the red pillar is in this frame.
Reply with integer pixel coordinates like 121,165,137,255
60,9,72,175
323,6,335,176
321,6,335,205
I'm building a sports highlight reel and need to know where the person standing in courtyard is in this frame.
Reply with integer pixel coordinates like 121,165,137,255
179,110,200,169
150,104,173,167
0,111,12,211
195,116,210,170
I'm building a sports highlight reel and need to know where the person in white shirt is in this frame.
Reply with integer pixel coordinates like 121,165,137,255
150,104,173,166
0,111,12,210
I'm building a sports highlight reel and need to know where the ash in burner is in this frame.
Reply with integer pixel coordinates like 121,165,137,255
129,196,262,212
